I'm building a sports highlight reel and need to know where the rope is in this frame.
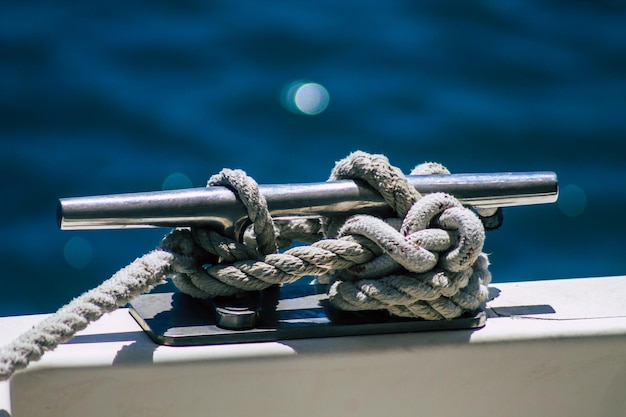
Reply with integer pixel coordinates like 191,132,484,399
0,249,172,381
207,168,277,256
0,151,492,381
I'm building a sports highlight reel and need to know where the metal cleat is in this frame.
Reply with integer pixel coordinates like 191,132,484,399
57,172,558,335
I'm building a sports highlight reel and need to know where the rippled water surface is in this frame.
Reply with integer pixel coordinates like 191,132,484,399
1,1,625,315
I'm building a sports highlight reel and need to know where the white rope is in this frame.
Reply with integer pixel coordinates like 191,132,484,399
207,168,277,256
161,151,490,318
0,151,492,381
0,249,172,381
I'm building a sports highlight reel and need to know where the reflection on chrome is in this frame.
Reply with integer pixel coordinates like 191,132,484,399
282,81,330,115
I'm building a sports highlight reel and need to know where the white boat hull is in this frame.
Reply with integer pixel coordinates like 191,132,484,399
2,276,626,417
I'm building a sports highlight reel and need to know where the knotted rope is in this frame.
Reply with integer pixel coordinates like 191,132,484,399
0,151,491,381
167,151,490,320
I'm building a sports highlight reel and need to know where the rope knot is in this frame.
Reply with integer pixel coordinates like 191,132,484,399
0,151,495,382
323,154,491,320
335,192,484,280
164,151,491,321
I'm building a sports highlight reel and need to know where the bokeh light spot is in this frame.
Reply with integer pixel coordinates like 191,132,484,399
162,172,193,190
282,81,330,115
64,237,93,269
557,184,587,217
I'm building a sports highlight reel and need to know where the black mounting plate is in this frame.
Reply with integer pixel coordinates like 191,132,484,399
128,280,486,346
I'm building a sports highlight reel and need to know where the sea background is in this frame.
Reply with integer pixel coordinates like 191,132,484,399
1,1,624,316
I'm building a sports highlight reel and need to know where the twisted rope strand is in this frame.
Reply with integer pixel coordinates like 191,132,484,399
331,151,421,216
0,249,172,381
323,151,421,238
207,168,277,256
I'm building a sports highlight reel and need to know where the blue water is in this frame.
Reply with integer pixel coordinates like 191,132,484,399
1,1,625,316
